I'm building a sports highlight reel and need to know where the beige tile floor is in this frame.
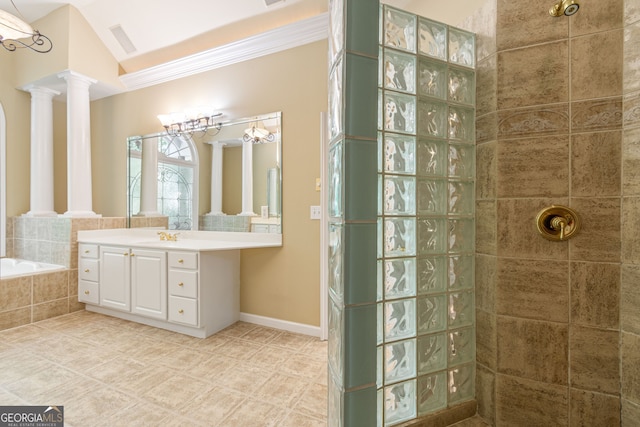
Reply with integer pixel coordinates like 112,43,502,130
0,310,327,426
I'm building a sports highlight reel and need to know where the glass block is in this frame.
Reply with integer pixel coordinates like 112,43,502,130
448,106,474,142
377,345,383,388
418,333,447,374
448,291,474,329
329,298,344,382
418,371,447,414
377,260,383,302
378,303,384,346
449,27,475,68
384,92,416,134
448,218,474,254
416,139,446,177
383,134,416,175
329,223,344,302
383,258,417,300
378,175,383,216
448,143,474,179
448,67,475,105
418,17,447,60
448,181,474,215
329,371,344,427
329,142,344,218
384,299,416,342
417,295,447,334
377,218,383,259
417,58,447,99
417,218,446,255
384,49,416,94
417,99,447,139
384,176,416,215
378,388,383,427
417,179,446,215
384,379,417,426
449,363,475,404
417,256,447,295
448,255,474,290
378,89,383,131
378,46,384,89
329,57,344,141
448,327,475,366
384,339,417,384
329,0,345,67
383,218,416,257
382,6,416,53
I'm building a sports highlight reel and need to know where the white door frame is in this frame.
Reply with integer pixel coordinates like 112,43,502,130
320,112,328,340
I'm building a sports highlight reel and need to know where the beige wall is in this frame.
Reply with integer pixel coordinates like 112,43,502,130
91,41,327,327
3,26,326,327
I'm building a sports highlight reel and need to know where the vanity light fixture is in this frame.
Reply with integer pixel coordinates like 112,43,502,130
243,124,276,144
0,0,52,53
157,109,223,137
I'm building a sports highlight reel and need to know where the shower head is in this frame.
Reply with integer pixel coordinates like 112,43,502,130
549,0,579,17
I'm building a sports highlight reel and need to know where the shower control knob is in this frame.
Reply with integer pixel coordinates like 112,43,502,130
536,205,581,241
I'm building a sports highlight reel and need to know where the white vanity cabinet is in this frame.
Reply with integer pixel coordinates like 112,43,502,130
80,239,242,338
99,246,166,318
78,244,99,304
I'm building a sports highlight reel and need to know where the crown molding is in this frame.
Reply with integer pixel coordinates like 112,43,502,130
120,12,329,92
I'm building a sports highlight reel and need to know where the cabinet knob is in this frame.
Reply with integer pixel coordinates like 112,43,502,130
84,269,90,273
124,252,129,256
178,259,184,264
130,253,135,257
84,250,90,254
84,290,90,295
178,309,184,314
178,282,184,287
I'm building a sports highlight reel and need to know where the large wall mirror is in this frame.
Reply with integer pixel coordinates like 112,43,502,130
127,112,282,233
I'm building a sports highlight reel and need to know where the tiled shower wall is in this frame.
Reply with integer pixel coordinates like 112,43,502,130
622,0,640,424
463,0,633,425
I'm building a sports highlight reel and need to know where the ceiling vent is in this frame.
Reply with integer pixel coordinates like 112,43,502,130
265,0,284,6
109,24,137,54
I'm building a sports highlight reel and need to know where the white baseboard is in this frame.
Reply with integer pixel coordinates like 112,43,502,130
239,312,321,338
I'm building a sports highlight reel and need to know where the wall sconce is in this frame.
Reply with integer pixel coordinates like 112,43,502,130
157,109,223,137
243,124,276,144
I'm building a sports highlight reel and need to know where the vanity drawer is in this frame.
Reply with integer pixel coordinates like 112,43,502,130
79,244,99,259
168,270,198,298
79,259,99,282
168,251,198,270
78,279,99,304
168,296,198,326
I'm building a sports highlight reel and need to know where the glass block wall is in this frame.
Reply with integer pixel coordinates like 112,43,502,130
377,5,476,426
328,1,476,426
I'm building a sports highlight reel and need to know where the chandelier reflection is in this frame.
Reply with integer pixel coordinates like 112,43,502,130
157,110,223,137
0,2,53,53
243,124,276,144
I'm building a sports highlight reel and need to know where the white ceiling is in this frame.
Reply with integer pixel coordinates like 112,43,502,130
0,0,307,62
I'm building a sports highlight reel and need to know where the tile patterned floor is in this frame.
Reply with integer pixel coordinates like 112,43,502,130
0,310,327,426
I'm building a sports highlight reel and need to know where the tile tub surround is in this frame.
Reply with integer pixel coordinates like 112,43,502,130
0,311,327,426
0,269,81,331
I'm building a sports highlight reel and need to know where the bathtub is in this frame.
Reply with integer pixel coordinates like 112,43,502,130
0,258,66,280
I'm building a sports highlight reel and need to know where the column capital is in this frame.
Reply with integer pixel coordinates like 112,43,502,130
22,85,60,98
57,70,97,86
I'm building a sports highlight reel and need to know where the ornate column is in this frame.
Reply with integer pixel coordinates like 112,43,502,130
206,141,225,215
239,139,255,216
58,71,99,217
137,137,161,216
23,85,59,217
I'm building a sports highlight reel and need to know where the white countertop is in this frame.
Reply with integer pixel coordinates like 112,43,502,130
77,228,282,251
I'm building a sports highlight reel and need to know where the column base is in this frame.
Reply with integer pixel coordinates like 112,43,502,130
135,211,163,217
238,212,257,217
205,212,226,216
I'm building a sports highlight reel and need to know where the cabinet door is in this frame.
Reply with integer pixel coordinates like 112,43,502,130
99,246,131,311
131,248,167,320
